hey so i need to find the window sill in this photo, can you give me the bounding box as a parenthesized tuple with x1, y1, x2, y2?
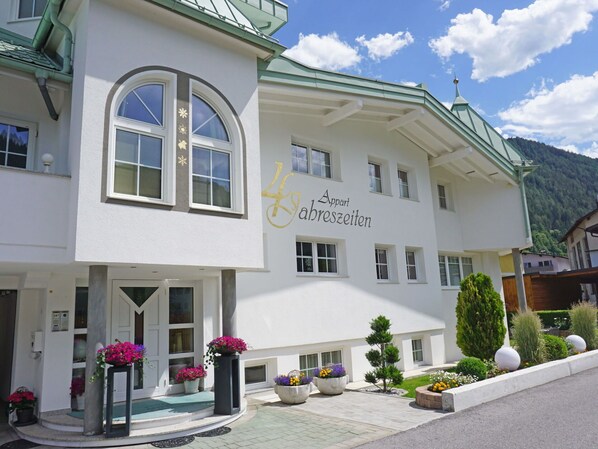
(377, 281, 399, 285)
(369, 191, 392, 197)
(107, 193, 175, 207)
(399, 196, 419, 203)
(8, 17, 42, 23)
(291, 171, 341, 182)
(189, 204, 244, 216)
(0, 165, 71, 178)
(407, 280, 427, 285)
(296, 274, 348, 279)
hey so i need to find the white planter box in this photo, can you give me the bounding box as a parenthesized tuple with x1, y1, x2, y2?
(274, 383, 312, 404)
(314, 376, 348, 395)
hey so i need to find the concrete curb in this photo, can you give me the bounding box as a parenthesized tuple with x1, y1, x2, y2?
(442, 350, 598, 412)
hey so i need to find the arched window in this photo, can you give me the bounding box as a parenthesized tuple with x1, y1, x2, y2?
(109, 72, 175, 203)
(190, 89, 242, 212)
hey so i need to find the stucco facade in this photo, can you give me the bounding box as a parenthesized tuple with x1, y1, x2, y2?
(0, 0, 532, 417)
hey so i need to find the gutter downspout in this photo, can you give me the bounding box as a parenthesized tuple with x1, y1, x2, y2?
(36, 70, 59, 121)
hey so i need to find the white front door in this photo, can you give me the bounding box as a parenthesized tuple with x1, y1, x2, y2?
(111, 281, 169, 400)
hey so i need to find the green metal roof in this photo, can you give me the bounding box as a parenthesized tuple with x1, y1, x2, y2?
(0, 27, 71, 82)
(451, 99, 524, 165)
(258, 56, 532, 181)
(146, 0, 285, 57)
(228, 0, 288, 35)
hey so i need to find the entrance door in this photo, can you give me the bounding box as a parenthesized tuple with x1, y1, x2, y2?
(0, 291, 17, 412)
(111, 281, 169, 400)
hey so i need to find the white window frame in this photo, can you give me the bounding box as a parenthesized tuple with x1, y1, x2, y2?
(0, 115, 37, 171)
(375, 247, 389, 281)
(397, 166, 417, 200)
(375, 245, 397, 283)
(244, 363, 268, 388)
(438, 254, 474, 287)
(368, 161, 382, 193)
(189, 80, 244, 214)
(296, 239, 345, 277)
(291, 143, 332, 179)
(411, 338, 424, 364)
(405, 247, 425, 283)
(437, 184, 448, 209)
(107, 71, 176, 205)
(12, 0, 48, 20)
(299, 349, 342, 377)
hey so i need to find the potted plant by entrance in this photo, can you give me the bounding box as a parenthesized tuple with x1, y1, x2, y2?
(8, 387, 37, 426)
(313, 365, 348, 395)
(206, 336, 247, 415)
(90, 340, 146, 382)
(176, 366, 207, 394)
(273, 371, 312, 404)
(70, 377, 85, 410)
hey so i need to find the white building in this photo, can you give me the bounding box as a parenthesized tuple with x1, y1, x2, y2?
(561, 205, 598, 302)
(0, 0, 532, 429)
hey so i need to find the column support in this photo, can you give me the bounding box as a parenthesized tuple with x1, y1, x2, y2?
(84, 265, 108, 435)
(512, 248, 528, 312)
(221, 270, 237, 337)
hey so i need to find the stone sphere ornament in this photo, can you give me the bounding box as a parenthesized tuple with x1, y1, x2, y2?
(566, 335, 586, 353)
(495, 346, 521, 371)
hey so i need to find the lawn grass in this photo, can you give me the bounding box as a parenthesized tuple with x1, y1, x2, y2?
(397, 374, 431, 398)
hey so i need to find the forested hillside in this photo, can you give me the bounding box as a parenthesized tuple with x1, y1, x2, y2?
(508, 137, 598, 256)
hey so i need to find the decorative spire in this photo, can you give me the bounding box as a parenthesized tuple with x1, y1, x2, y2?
(452, 73, 468, 106)
(453, 74, 461, 98)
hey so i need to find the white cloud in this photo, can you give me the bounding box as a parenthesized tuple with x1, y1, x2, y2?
(429, 0, 598, 81)
(401, 80, 419, 87)
(283, 33, 361, 71)
(437, 0, 451, 11)
(356, 32, 414, 61)
(499, 71, 598, 147)
(561, 142, 598, 159)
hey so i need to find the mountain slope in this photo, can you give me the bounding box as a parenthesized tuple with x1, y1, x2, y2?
(508, 137, 598, 256)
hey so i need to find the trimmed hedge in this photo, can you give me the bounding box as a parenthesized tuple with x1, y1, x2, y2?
(456, 357, 487, 380)
(542, 334, 568, 361)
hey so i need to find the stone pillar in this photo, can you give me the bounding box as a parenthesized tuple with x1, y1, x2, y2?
(512, 248, 528, 312)
(84, 265, 108, 435)
(221, 270, 237, 337)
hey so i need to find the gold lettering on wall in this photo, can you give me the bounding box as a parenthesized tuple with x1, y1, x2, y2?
(262, 162, 301, 229)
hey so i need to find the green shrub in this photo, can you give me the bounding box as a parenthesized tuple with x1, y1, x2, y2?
(512, 311, 545, 364)
(456, 357, 487, 380)
(535, 310, 571, 330)
(456, 273, 506, 360)
(570, 301, 597, 350)
(542, 334, 568, 361)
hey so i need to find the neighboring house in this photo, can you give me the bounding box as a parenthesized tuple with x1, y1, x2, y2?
(522, 253, 570, 274)
(561, 204, 598, 303)
(0, 0, 533, 428)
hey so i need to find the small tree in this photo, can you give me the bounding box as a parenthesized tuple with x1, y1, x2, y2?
(456, 273, 506, 360)
(364, 315, 403, 392)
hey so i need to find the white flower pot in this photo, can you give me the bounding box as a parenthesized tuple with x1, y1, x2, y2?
(274, 383, 311, 404)
(184, 379, 200, 394)
(314, 375, 348, 395)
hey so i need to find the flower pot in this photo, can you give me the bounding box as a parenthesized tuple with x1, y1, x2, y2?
(314, 375, 348, 395)
(15, 407, 35, 425)
(184, 379, 200, 394)
(274, 383, 311, 404)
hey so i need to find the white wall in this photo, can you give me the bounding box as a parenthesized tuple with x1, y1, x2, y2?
(68, 0, 264, 269)
(238, 111, 446, 355)
(0, 169, 70, 264)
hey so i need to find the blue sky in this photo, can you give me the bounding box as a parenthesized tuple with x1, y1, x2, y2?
(273, 0, 598, 158)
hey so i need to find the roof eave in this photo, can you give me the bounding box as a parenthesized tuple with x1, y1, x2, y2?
(0, 56, 72, 83)
(146, 0, 285, 59)
(259, 56, 521, 181)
